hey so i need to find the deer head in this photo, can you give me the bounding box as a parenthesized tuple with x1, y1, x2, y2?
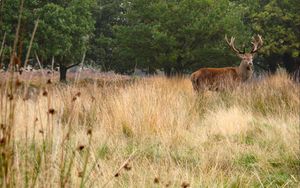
(225, 35, 263, 71)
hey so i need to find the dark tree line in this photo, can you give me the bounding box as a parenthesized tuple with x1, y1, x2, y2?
(0, 0, 299, 81)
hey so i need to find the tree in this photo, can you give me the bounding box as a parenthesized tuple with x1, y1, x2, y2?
(0, 0, 95, 81)
(87, 0, 125, 71)
(0, 0, 48, 68)
(36, 0, 95, 81)
(246, 0, 300, 73)
(114, 0, 250, 75)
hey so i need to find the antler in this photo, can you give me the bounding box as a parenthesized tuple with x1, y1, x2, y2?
(250, 34, 263, 54)
(225, 35, 244, 54)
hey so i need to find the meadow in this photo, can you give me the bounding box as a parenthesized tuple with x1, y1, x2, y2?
(0, 71, 299, 187)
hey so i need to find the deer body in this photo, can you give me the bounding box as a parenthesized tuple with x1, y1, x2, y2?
(191, 35, 263, 91)
(191, 62, 252, 91)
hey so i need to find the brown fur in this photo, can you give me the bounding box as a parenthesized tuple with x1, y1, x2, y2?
(191, 67, 241, 91)
(190, 53, 256, 92)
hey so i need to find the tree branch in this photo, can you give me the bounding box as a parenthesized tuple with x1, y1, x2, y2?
(66, 62, 81, 69)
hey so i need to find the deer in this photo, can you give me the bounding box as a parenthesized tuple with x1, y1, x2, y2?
(191, 35, 263, 92)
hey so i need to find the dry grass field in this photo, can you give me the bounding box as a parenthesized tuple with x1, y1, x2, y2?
(0, 71, 299, 187)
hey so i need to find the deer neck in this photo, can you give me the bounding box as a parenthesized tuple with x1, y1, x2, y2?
(237, 62, 253, 81)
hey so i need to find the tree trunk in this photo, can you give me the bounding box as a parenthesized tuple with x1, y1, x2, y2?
(147, 66, 156, 75)
(59, 64, 67, 82)
(174, 55, 184, 76)
(164, 66, 172, 77)
(266, 55, 280, 74)
(174, 68, 184, 77)
(283, 53, 298, 74)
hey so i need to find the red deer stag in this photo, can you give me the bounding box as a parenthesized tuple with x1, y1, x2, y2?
(191, 35, 263, 91)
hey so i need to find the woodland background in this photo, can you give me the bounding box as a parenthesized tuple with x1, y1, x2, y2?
(0, 0, 299, 80)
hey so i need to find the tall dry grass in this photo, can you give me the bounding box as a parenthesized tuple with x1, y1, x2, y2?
(0, 72, 299, 187)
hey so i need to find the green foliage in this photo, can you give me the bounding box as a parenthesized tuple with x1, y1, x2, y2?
(114, 0, 249, 74)
(250, 0, 300, 56)
(0, 0, 36, 62)
(1, 0, 299, 73)
(36, 0, 95, 65)
(232, 0, 300, 72)
(0, 0, 95, 67)
(236, 153, 257, 169)
(97, 144, 110, 159)
(87, 0, 124, 70)
(263, 171, 292, 187)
